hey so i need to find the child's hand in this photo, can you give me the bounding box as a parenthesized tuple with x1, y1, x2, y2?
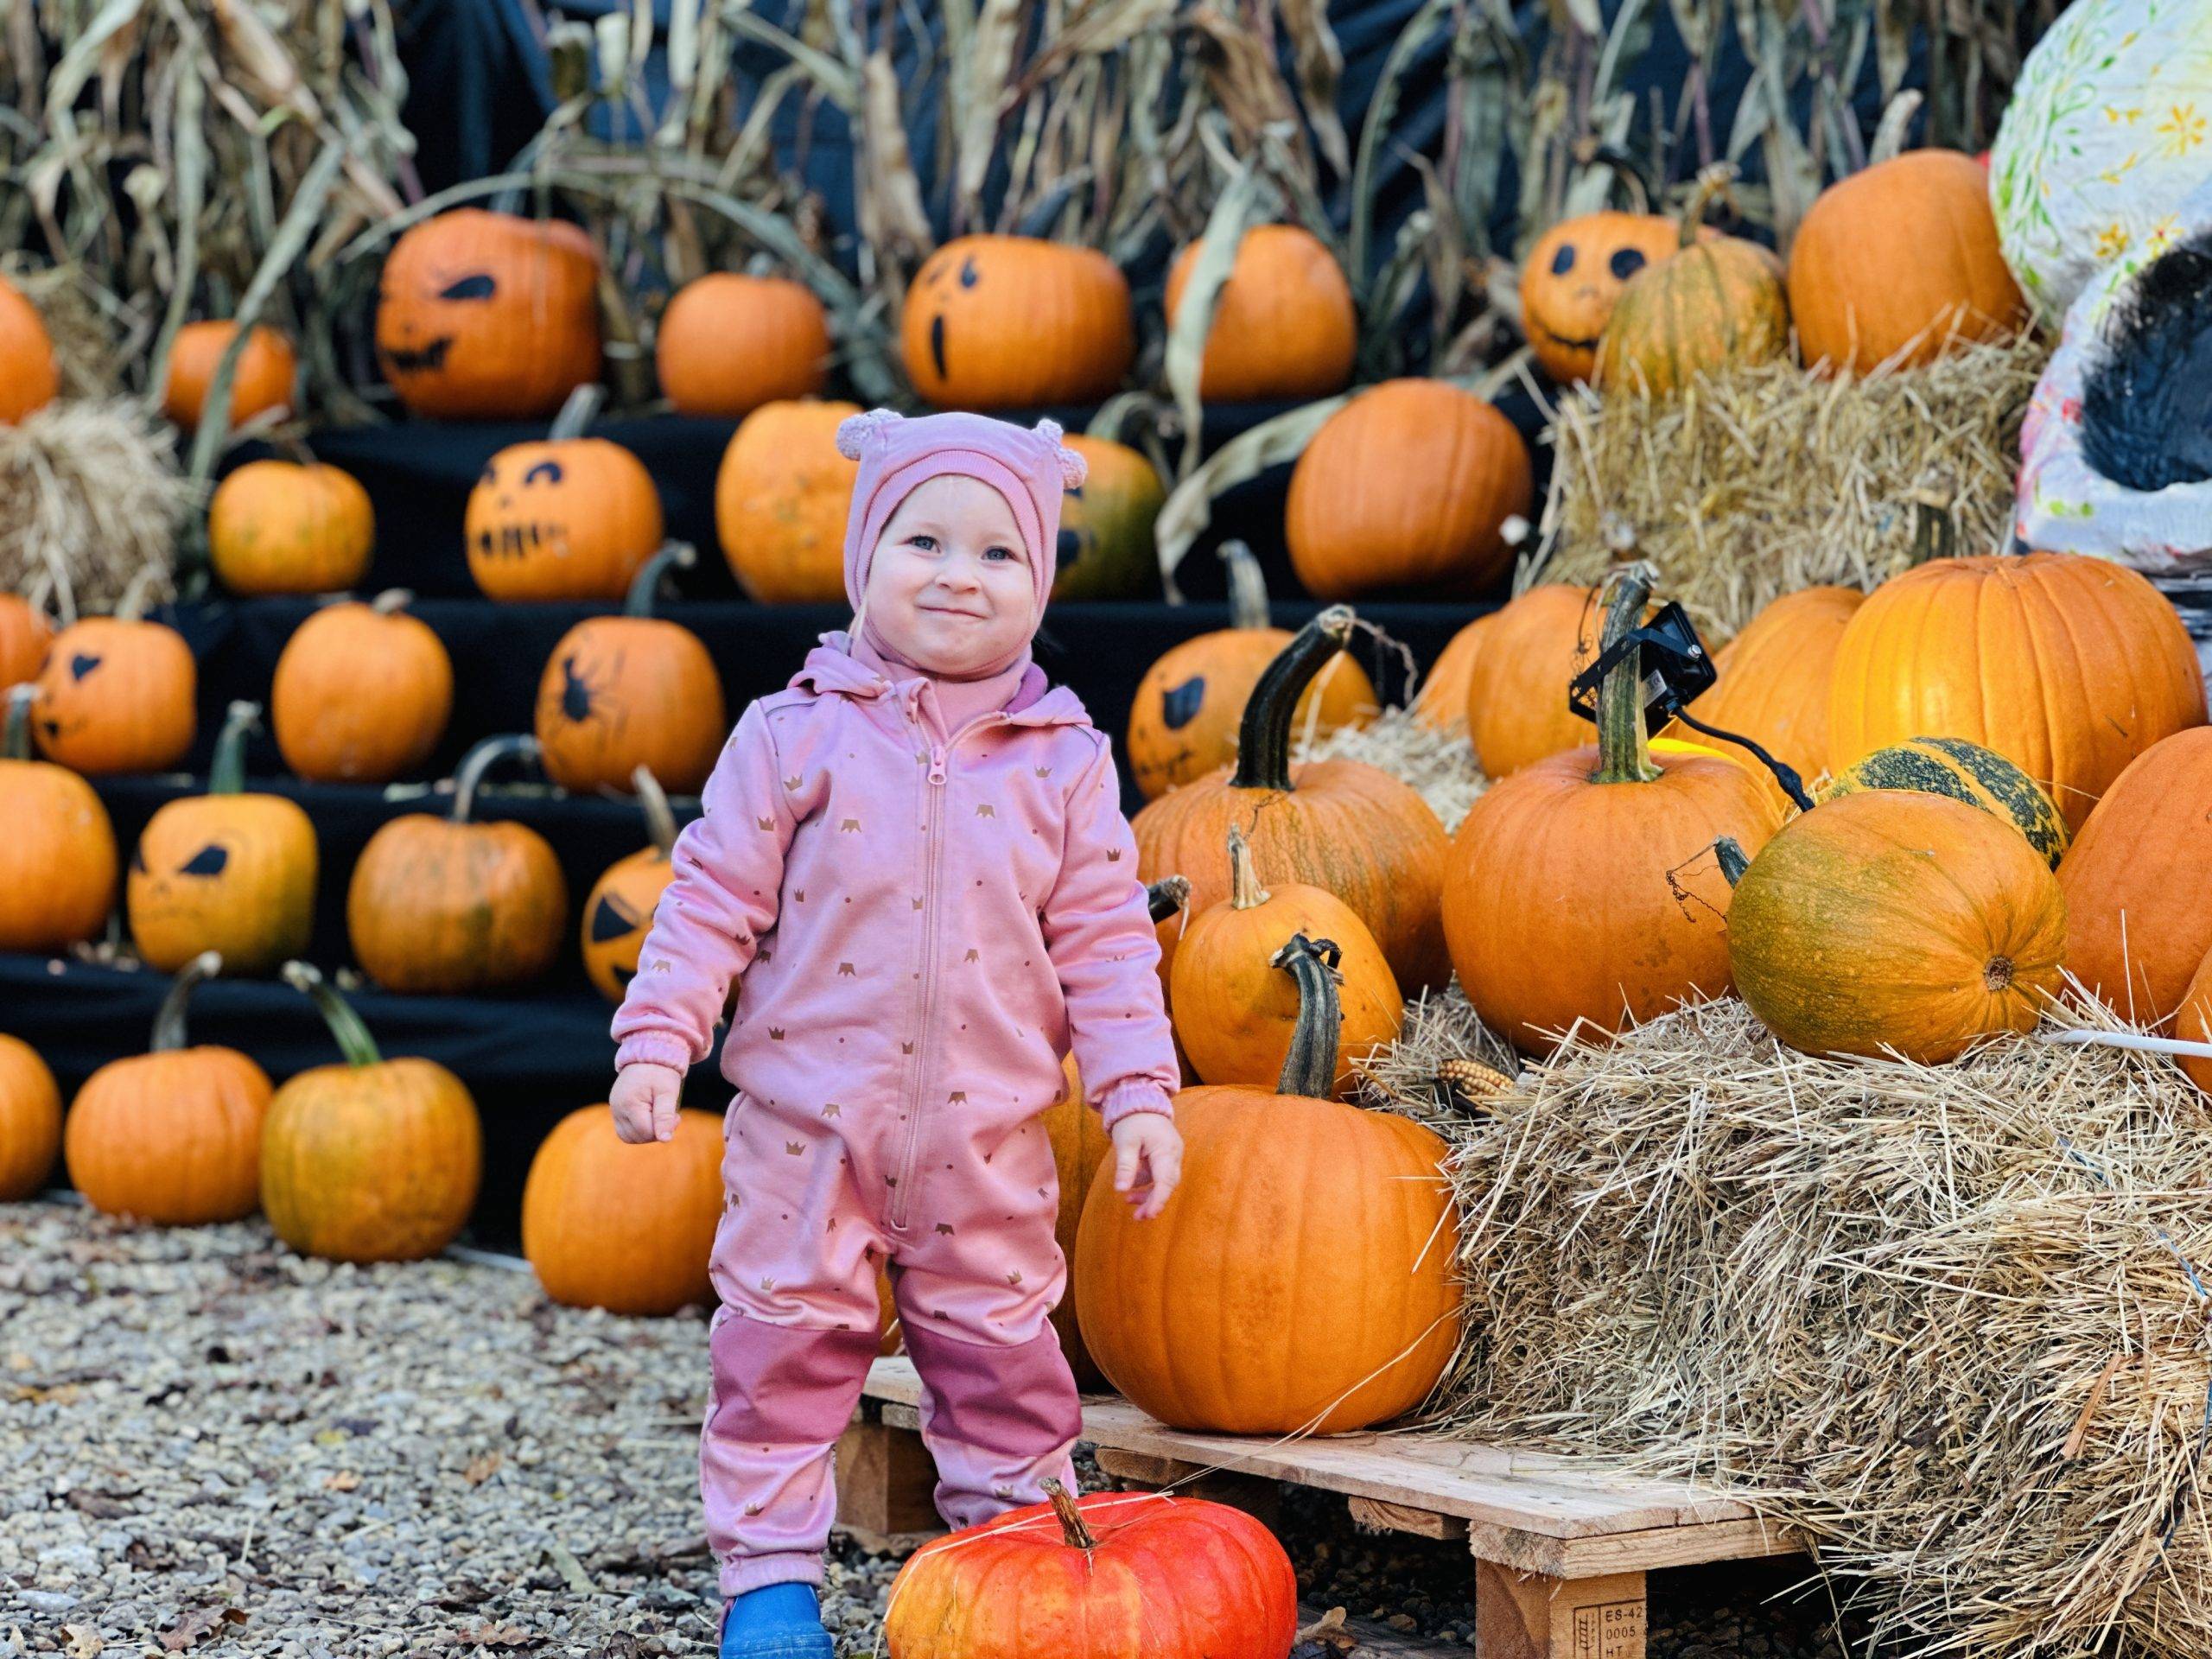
(1109, 1115, 1183, 1220)
(611, 1062, 684, 1143)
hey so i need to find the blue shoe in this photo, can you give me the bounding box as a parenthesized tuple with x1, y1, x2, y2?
(718, 1582, 833, 1659)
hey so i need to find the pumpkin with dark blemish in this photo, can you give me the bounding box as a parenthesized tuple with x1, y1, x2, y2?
(523, 1103, 723, 1314)
(899, 236, 1134, 410)
(715, 398, 864, 602)
(1519, 212, 1684, 385)
(1822, 734, 2069, 870)
(1049, 435, 1162, 601)
(466, 436, 664, 602)
(31, 594, 196, 775)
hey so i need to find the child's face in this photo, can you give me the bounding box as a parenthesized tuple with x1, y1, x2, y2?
(863, 474, 1037, 676)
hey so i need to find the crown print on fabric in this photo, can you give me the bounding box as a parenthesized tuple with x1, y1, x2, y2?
(840, 818, 861, 832)
(976, 803, 995, 817)
(755, 815, 775, 831)
(836, 962, 855, 976)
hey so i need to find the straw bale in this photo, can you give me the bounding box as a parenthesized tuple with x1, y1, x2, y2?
(0, 400, 191, 616)
(1298, 705, 1487, 833)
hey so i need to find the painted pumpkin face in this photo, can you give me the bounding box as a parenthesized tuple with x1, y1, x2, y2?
(465, 437, 664, 602)
(582, 845, 673, 1001)
(534, 616, 725, 796)
(32, 618, 196, 775)
(899, 235, 1135, 410)
(1520, 212, 1683, 385)
(128, 803, 317, 976)
(1051, 435, 1164, 601)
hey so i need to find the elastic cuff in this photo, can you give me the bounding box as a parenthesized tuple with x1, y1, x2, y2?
(614, 1033, 695, 1072)
(720, 1552, 825, 1598)
(1098, 1080, 1175, 1134)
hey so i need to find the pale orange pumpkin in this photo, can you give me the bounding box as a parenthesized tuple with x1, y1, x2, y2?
(657, 273, 829, 417)
(272, 592, 453, 784)
(900, 237, 1134, 410)
(523, 1104, 724, 1315)
(162, 321, 296, 432)
(207, 461, 374, 595)
(0, 1033, 61, 1200)
(1464, 583, 1606, 777)
(1163, 224, 1357, 402)
(1411, 614, 1495, 732)
(715, 398, 864, 602)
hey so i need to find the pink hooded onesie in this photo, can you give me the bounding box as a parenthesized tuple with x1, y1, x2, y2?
(610, 409, 1179, 1599)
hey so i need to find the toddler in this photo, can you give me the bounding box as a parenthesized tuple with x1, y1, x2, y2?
(607, 409, 1182, 1658)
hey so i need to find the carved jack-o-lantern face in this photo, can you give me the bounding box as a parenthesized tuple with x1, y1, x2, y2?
(31, 618, 196, 776)
(1519, 212, 1685, 385)
(899, 235, 1135, 411)
(582, 845, 676, 1001)
(1049, 435, 1165, 602)
(464, 437, 664, 603)
(127, 799, 317, 976)
(531, 613, 725, 796)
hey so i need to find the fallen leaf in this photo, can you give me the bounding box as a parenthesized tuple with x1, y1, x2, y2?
(61, 1625, 101, 1659)
(435, 1624, 537, 1649)
(1293, 1606, 1357, 1653)
(158, 1608, 246, 1654)
(462, 1451, 502, 1486)
(65, 1490, 131, 1518)
(322, 1470, 360, 1492)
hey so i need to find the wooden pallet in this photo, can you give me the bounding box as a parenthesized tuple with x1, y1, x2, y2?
(838, 1358, 1805, 1659)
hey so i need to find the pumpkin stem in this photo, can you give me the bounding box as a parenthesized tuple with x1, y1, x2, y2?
(624, 542, 696, 618)
(1226, 823, 1268, 911)
(1714, 836, 1749, 887)
(632, 766, 677, 855)
(1039, 1478, 1097, 1552)
(1145, 875, 1190, 926)
(1590, 563, 1661, 786)
(1678, 162, 1739, 248)
(548, 382, 605, 442)
(116, 564, 164, 623)
(207, 700, 261, 796)
(452, 734, 542, 823)
(3, 683, 31, 761)
(149, 950, 223, 1052)
(283, 960, 384, 1069)
(370, 588, 416, 615)
(1230, 606, 1357, 793)
(1221, 539, 1269, 632)
(1272, 932, 1343, 1100)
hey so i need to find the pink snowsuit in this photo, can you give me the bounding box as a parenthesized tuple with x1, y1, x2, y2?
(610, 411, 1178, 1599)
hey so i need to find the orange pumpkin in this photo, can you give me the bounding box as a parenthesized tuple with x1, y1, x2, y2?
(0, 1034, 61, 1200)
(272, 591, 453, 784)
(467, 432, 664, 603)
(536, 543, 724, 796)
(346, 734, 569, 994)
(656, 273, 829, 417)
(2173, 949, 2212, 1098)
(207, 461, 374, 596)
(1125, 542, 1376, 799)
(1595, 170, 1790, 396)
(1724, 790, 2066, 1063)
(1041, 1053, 1109, 1388)
(161, 321, 296, 432)
(66, 951, 271, 1224)
(1076, 936, 1459, 1433)
(1134, 607, 1450, 991)
(0, 594, 53, 688)
(1051, 435, 1163, 601)
(375, 209, 602, 420)
(1445, 566, 1782, 1054)
(264, 962, 481, 1262)
(582, 766, 681, 1001)
(32, 588, 196, 775)
(1827, 552, 2206, 832)
(1464, 582, 1606, 777)
(1411, 613, 1495, 732)
(522, 1103, 724, 1315)
(1520, 211, 1684, 384)
(1788, 150, 2027, 375)
(0, 683, 116, 951)
(0, 278, 59, 423)
(1286, 379, 1532, 600)
(1163, 224, 1357, 402)
(715, 398, 864, 602)
(1683, 586, 1864, 785)
(900, 236, 1134, 410)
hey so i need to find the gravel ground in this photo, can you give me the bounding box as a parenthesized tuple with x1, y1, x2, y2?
(2, 1199, 1861, 1657)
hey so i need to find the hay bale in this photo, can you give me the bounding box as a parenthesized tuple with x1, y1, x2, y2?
(0, 400, 191, 616)
(1298, 706, 1487, 833)
(1427, 997, 2212, 1657)
(1529, 335, 2050, 642)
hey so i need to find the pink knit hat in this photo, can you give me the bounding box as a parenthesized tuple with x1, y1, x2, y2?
(835, 409, 1087, 616)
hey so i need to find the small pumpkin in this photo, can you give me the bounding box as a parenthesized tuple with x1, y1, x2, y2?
(66, 951, 271, 1224)
(1722, 790, 2066, 1063)
(884, 1481, 1299, 1659)
(346, 734, 569, 994)
(2172, 948, 2212, 1099)
(715, 398, 865, 602)
(207, 460, 374, 596)
(1595, 168, 1791, 397)
(1822, 735, 2069, 869)
(1520, 210, 1684, 385)
(0, 1034, 61, 1200)
(467, 396, 664, 603)
(161, 321, 296, 432)
(900, 236, 1135, 410)
(582, 766, 682, 1001)
(0, 594, 53, 688)
(1050, 435, 1163, 601)
(522, 1103, 723, 1315)
(264, 961, 481, 1262)
(1135, 605, 1450, 991)
(1171, 825, 1402, 1096)
(1682, 586, 1864, 785)
(1076, 935, 1460, 1433)
(1126, 542, 1376, 799)
(32, 575, 196, 775)
(1286, 379, 1532, 601)
(1444, 565, 1783, 1054)
(536, 543, 725, 796)
(272, 591, 453, 784)
(375, 208, 602, 420)
(1411, 613, 1495, 732)
(0, 278, 58, 423)
(0, 683, 117, 952)
(656, 273, 830, 418)
(1043, 1054, 1109, 1388)
(1787, 150, 2027, 375)
(1464, 582, 1607, 778)
(129, 701, 317, 976)
(1162, 224, 1357, 402)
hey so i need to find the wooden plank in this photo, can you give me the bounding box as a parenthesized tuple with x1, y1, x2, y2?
(833, 1419, 938, 1540)
(1466, 1515, 1808, 1580)
(1095, 1446, 1281, 1529)
(1474, 1561, 1645, 1659)
(1349, 1495, 1467, 1541)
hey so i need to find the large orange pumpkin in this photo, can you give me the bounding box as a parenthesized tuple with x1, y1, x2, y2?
(1286, 379, 1532, 601)
(1163, 224, 1357, 402)
(128, 700, 316, 976)
(32, 593, 196, 775)
(1595, 170, 1791, 397)
(346, 734, 569, 994)
(264, 962, 481, 1262)
(1411, 613, 1495, 732)
(522, 1103, 723, 1315)
(1445, 566, 1782, 1054)
(1827, 552, 2206, 832)
(467, 429, 664, 603)
(0, 1034, 61, 1200)
(1051, 435, 1163, 601)
(582, 766, 681, 1001)
(161, 321, 296, 432)
(1464, 582, 1606, 777)
(900, 237, 1134, 410)
(1724, 790, 2066, 1063)
(1787, 150, 2027, 375)
(272, 591, 453, 784)
(207, 461, 374, 596)
(0, 594, 52, 687)
(66, 951, 271, 1224)
(655, 273, 829, 418)
(715, 398, 864, 602)
(1077, 936, 1459, 1432)
(1520, 210, 1683, 384)
(375, 209, 602, 420)
(0, 683, 117, 952)
(0, 278, 59, 423)
(1684, 585, 1864, 785)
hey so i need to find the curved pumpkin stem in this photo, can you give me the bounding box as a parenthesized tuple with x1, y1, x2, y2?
(632, 766, 677, 855)
(1225, 823, 1268, 911)
(207, 701, 261, 797)
(3, 683, 32, 761)
(150, 950, 223, 1052)
(1590, 564, 1661, 787)
(1230, 605, 1357, 793)
(1678, 162, 1740, 248)
(1039, 1478, 1098, 1552)
(370, 588, 416, 616)
(624, 542, 696, 618)
(1220, 539, 1270, 632)
(1145, 875, 1190, 926)
(282, 960, 384, 1069)
(548, 382, 604, 442)
(1271, 932, 1343, 1100)
(1714, 836, 1750, 887)
(452, 734, 542, 823)
(1579, 142, 1656, 215)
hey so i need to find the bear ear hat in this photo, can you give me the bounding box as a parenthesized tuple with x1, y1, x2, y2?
(1032, 417, 1087, 489)
(835, 407, 904, 461)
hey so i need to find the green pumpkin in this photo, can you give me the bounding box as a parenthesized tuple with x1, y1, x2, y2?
(1051, 435, 1164, 601)
(1821, 734, 2070, 869)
